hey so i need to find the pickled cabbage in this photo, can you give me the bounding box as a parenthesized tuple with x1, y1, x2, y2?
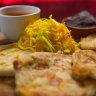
(18, 16, 79, 53)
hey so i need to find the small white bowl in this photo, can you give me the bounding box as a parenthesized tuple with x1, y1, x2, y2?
(0, 5, 40, 41)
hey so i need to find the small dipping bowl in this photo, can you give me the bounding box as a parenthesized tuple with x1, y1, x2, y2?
(0, 5, 40, 41)
(62, 17, 96, 39)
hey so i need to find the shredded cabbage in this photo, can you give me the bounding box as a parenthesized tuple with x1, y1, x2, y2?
(18, 16, 79, 53)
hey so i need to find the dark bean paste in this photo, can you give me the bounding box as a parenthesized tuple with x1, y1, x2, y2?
(65, 11, 96, 28)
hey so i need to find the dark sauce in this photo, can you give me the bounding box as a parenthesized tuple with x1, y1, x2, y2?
(65, 11, 96, 28)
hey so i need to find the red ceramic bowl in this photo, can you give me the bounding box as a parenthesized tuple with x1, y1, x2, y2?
(62, 17, 96, 39)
